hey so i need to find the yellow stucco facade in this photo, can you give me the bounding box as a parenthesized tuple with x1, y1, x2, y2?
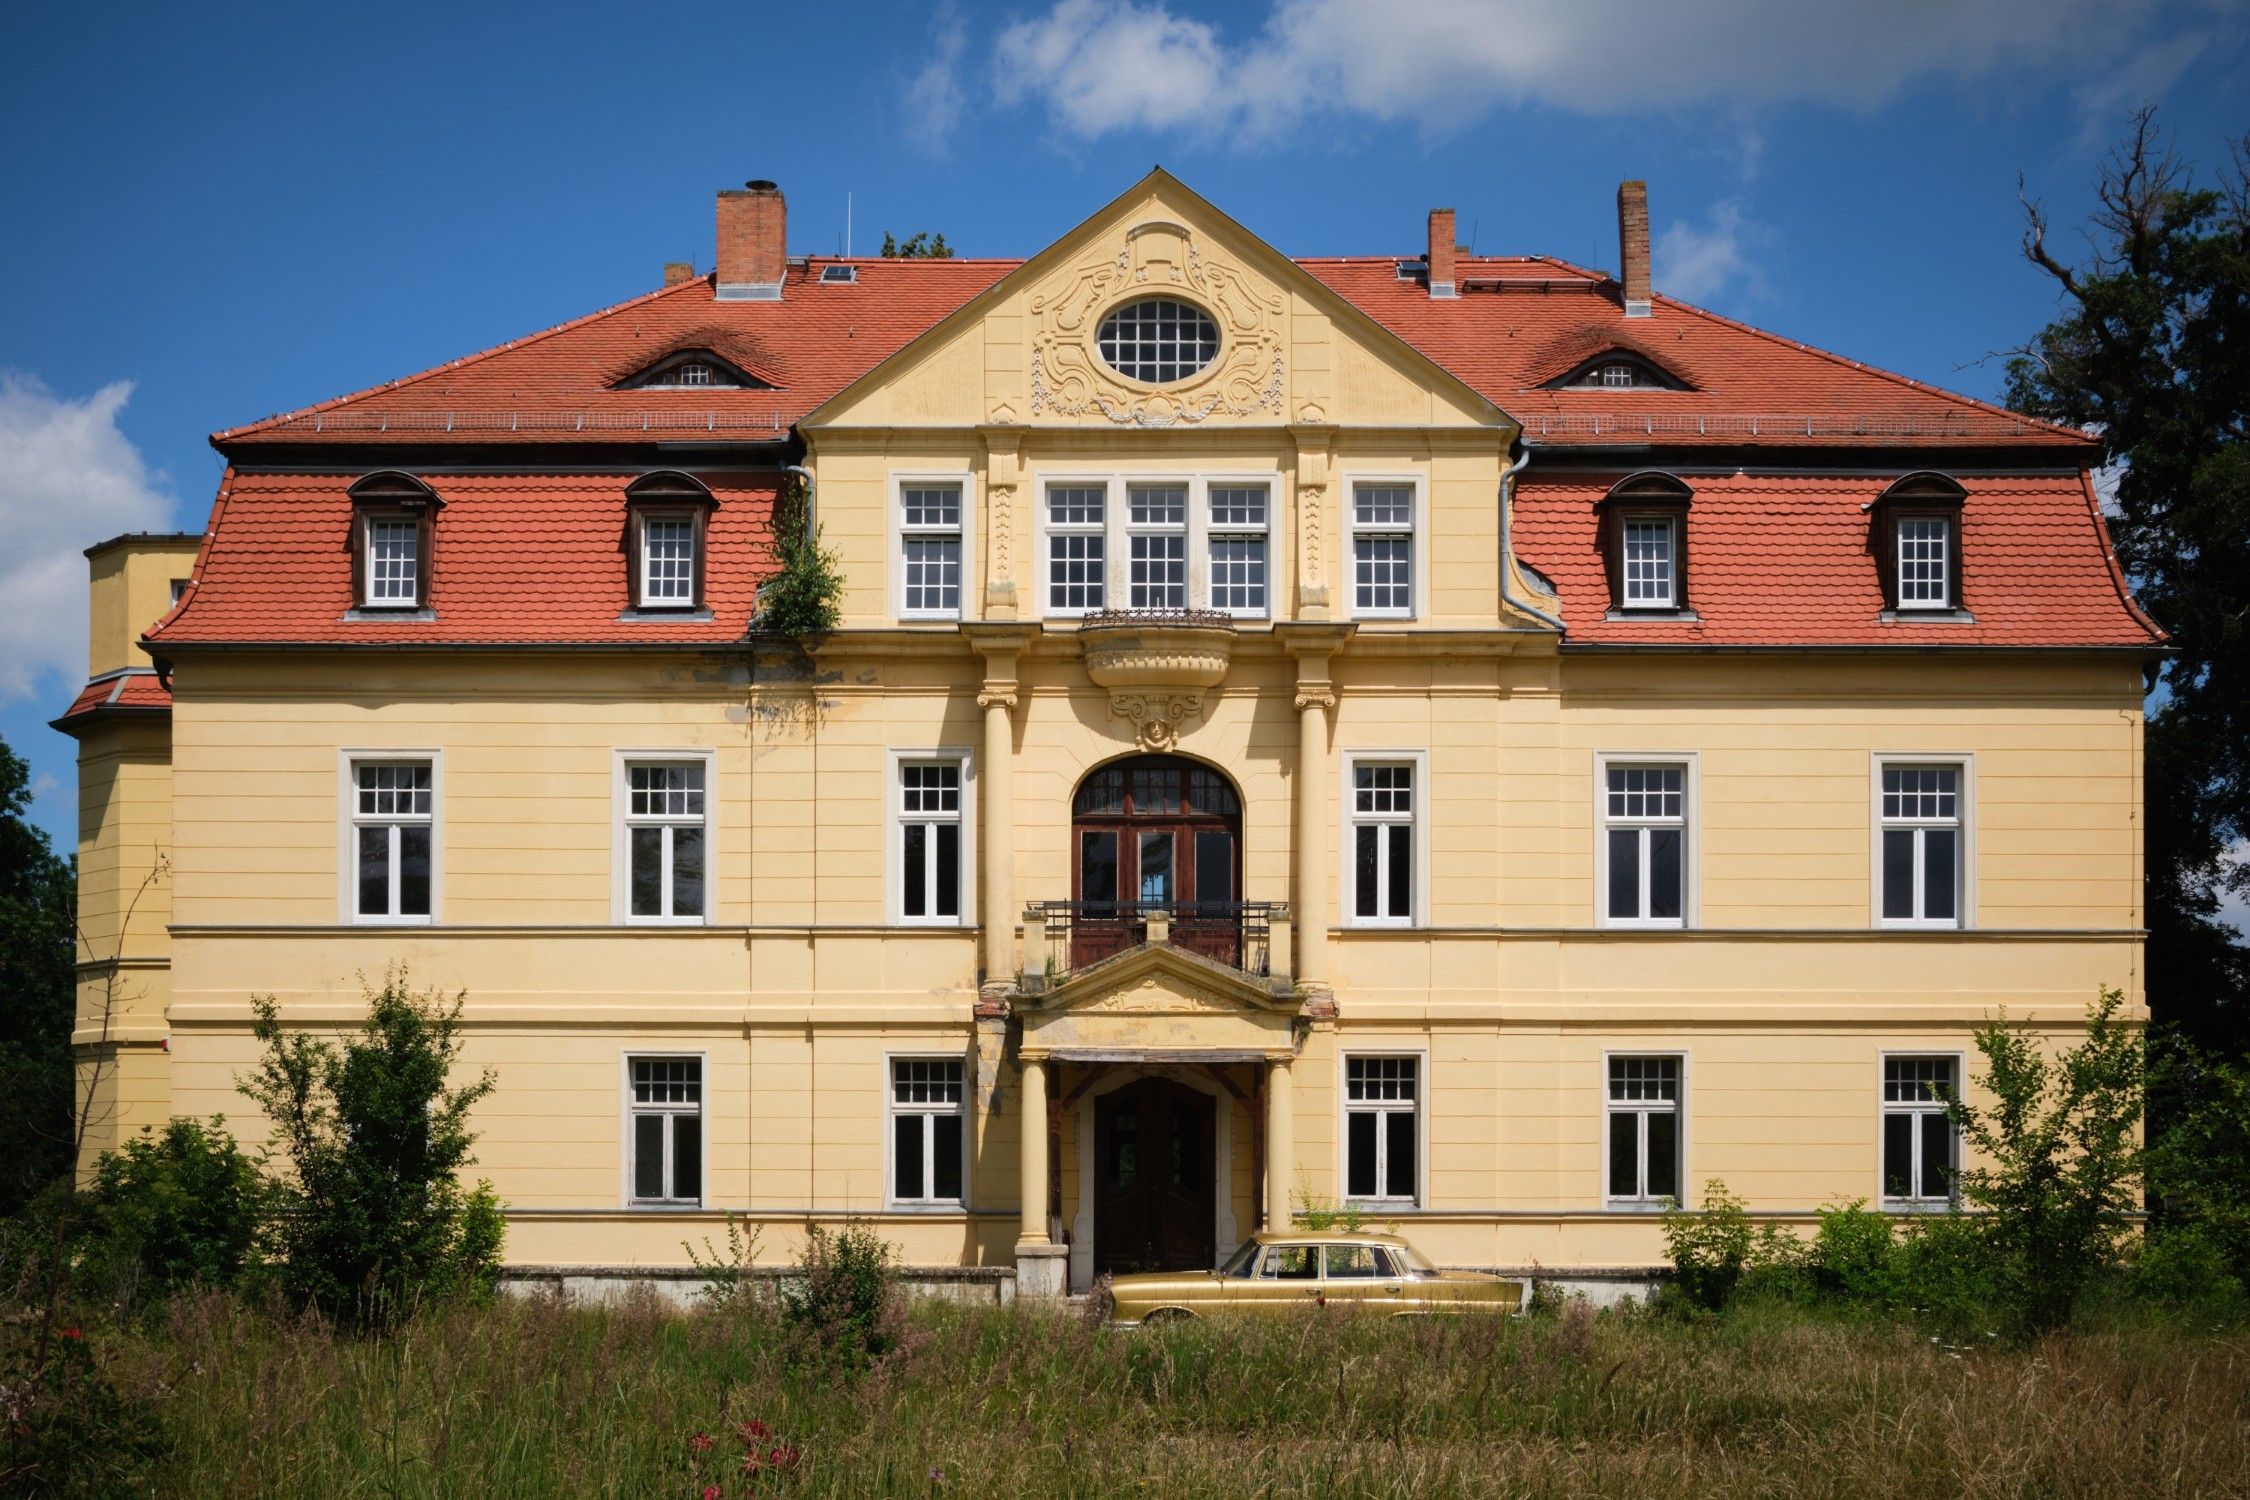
(66, 175, 2146, 1290)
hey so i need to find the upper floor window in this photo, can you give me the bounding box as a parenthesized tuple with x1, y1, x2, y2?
(1547, 352, 1688, 391)
(1347, 756, 1420, 925)
(1046, 484, 1108, 614)
(1206, 484, 1269, 616)
(1895, 516, 1952, 609)
(1873, 472, 1966, 614)
(348, 471, 439, 611)
(350, 758, 434, 923)
(898, 481, 964, 619)
(1878, 760, 1966, 928)
(1127, 483, 1188, 610)
(1350, 482, 1416, 618)
(1599, 472, 1692, 613)
(1097, 298, 1219, 384)
(625, 472, 714, 612)
(1621, 516, 1677, 607)
(1040, 476, 1278, 618)
(616, 349, 765, 390)
(897, 756, 967, 924)
(623, 759, 708, 923)
(639, 515, 697, 606)
(1600, 760, 1689, 927)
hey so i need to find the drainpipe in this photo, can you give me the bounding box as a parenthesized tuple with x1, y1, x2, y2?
(1499, 440, 1567, 633)
(782, 463, 816, 541)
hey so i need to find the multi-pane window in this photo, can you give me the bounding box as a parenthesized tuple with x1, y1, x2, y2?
(1046, 485, 1107, 613)
(1096, 298, 1220, 384)
(639, 515, 697, 607)
(1879, 764, 1963, 926)
(900, 483, 963, 617)
(1344, 1057, 1418, 1203)
(626, 761, 706, 922)
(1349, 761, 1416, 923)
(1351, 484, 1415, 616)
(1621, 517, 1677, 607)
(1206, 484, 1268, 615)
(898, 760, 963, 922)
(365, 517, 420, 606)
(891, 1059, 965, 1205)
(352, 761, 432, 921)
(1882, 1057, 1957, 1205)
(1895, 517, 1952, 609)
(1126, 484, 1188, 610)
(627, 1056, 702, 1205)
(1607, 1057, 1682, 1204)
(1603, 764, 1686, 926)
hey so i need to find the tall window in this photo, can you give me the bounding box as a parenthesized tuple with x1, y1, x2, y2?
(1882, 1057, 1957, 1206)
(898, 760, 963, 923)
(1349, 760, 1416, 924)
(1620, 517, 1677, 608)
(627, 1056, 702, 1206)
(1895, 516, 1952, 609)
(1602, 763, 1686, 926)
(1351, 483, 1415, 617)
(351, 760, 432, 922)
(365, 517, 421, 607)
(639, 514, 697, 607)
(1879, 763, 1963, 927)
(626, 761, 706, 922)
(890, 1058, 965, 1205)
(900, 483, 963, 618)
(1344, 1056, 1419, 1204)
(1126, 483, 1188, 610)
(1607, 1056, 1681, 1204)
(1046, 484, 1107, 613)
(1207, 484, 1269, 616)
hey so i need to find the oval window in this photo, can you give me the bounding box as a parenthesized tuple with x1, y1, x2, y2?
(1097, 298, 1219, 384)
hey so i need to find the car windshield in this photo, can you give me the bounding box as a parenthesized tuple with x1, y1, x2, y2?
(1218, 1240, 1262, 1278)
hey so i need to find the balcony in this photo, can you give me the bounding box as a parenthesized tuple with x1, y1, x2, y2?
(1019, 900, 1291, 993)
(1076, 608, 1237, 751)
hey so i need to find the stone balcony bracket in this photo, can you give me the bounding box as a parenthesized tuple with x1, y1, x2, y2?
(1075, 608, 1237, 751)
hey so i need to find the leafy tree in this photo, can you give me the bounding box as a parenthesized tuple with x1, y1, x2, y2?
(756, 474, 844, 636)
(0, 734, 76, 1212)
(239, 970, 502, 1327)
(2143, 1035, 2250, 1287)
(879, 230, 952, 259)
(2006, 113, 2250, 1050)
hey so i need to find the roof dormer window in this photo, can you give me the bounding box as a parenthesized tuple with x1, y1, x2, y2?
(1871, 472, 1968, 616)
(1546, 352, 1689, 392)
(617, 349, 768, 391)
(625, 471, 717, 612)
(347, 471, 440, 612)
(1597, 472, 1693, 615)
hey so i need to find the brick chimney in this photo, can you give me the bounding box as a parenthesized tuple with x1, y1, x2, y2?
(716, 180, 786, 302)
(662, 261, 695, 288)
(1427, 207, 1457, 299)
(1617, 180, 1652, 317)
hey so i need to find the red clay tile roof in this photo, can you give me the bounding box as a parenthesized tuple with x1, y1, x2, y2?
(1512, 469, 2159, 647)
(51, 669, 173, 734)
(147, 468, 777, 645)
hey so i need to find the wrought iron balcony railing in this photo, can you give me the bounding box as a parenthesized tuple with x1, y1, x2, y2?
(1019, 899, 1291, 992)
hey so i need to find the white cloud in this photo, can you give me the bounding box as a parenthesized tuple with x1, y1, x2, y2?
(903, 5, 971, 154)
(1655, 200, 1764, 305)
(989, 0, 2173, 140)
(0, 373, 175, 701)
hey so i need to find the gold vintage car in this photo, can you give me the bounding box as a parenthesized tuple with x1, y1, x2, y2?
(1106, 1230, 1525, 1325)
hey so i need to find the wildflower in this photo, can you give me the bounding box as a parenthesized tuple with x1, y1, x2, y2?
(689, 1432, 716, 1455)
(741, 1450, 766, 1476)
(739, 1418, 771, 1443)
(930, 1466, 947, 1486)
(59, 1328, 82, 1342)
(769, 1444, 802, 1471)
(703, 1489, 722, 1500)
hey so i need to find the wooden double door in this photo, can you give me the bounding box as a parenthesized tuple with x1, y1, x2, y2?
(1071, 756, 1242, 968)
(1093, 1077, 1218, 1277)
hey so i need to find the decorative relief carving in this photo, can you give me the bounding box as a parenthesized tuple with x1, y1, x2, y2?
(977, 686, 1020, 711)
(1108, 692, 1203, 751)
(1028, 220, 1286, 428)
(1292, 687, 1337, 713)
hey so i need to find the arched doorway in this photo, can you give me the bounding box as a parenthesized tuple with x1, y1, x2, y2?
(1070, 755, 1242, 968)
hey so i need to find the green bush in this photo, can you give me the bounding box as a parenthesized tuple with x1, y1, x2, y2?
(238, 969, 503, 1328)
(1807, 1201, 1901, 1307)
(780, 1221, 898, 1369)
(2147, 1038, 2250, 1288)
(756, 477, 844, 636)
(85, 1116, 269, 1301)
(1661, 1181, 1754, 1312)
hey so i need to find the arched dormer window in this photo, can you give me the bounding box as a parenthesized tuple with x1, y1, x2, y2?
(347, 471, 441, 611)
(1596, 471, 1693, 613)
(1546, 352, 1689, 392)
(616, 349, 770, 391)
(625, 471, 717, 611)
(1870, 471, 1967, 614)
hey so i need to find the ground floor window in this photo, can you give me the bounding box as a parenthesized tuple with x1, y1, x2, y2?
(627, 1056, 702, 1205)
(891, 1058, 966, 1206)
(1607, 1056, 1682, 1205)
(1882, 1056, 1957, 1206)
(1343, 1055, 1419, 1204)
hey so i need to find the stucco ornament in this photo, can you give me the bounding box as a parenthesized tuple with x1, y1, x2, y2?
(1078, 609, 1236, 749)
(1107, 692, 1202, 751)
(1029, 219, 1285, 428)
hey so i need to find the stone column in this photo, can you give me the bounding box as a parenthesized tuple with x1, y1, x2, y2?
(1276, 623, 1351, 993)
(979, 686, 1016, 987)
(1015, 1054, 1068, 1297)
(1265, 1056, 1294, 1232)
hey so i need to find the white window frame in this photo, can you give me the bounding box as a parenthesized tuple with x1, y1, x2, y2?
(1618, 512, 1679, 609)
(362, 513, 421, 608)
(1602, 1051, 1688, 1209)
(337, 749, 441, 925)
(1342, 473, 1425, 622)
(635, 510, 699, 609)
(1871, 754, 1975, 930)
(612, 749, 717, 926)
(885, 1052, 971, 1210)
(1894, 513, 1954, 610)
(886, 747, 976, 927)
(891, 471, 974, 622)
(1204, 480, 1272, 619)
(1879, 1050, 1963, 1210)
(620, 1051, 707, 1208)
(1593, 752, 1698, 929)
(1123, 480, 1191, 611)
(1035, 471, 1286, 621)
(1338, 1050, 1427, 1208)
(1340, 749, 1429, 929)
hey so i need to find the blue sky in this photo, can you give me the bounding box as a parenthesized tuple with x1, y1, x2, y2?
(2, 0, 2245, 858)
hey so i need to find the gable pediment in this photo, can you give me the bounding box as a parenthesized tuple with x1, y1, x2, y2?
(1018, 941, 1301, 1059)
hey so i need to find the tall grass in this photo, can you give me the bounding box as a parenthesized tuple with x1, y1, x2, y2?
(105, 1293, 2250, 1498)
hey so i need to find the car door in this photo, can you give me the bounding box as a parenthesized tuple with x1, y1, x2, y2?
(1323, 1243, 1405, 1310)
(1244, 1242, 1322, 1311)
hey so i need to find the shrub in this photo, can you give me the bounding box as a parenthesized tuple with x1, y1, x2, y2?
(2146, 1037, 2250, 1288)
(85, 1116, 269, 1301)
(238, 969, 503, 1328)
(0, 1320, 162, 1497)
(1808, 1201, 1900, 1307)
(780, 1221, 898, 1369)
(685, 1212, 766, 1312)
(1661, 1181, 1754, 1312)
(757, 477, 843, 636)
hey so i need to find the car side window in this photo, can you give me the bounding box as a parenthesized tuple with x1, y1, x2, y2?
(1325, 1245, 1381, 1278)
(1261, 1245, 1317, 1280)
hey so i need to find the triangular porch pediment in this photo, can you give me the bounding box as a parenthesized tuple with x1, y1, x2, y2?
(1018, 942, 1300, 1060)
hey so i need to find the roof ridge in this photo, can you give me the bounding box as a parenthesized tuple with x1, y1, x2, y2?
(212, 277, 717, 444)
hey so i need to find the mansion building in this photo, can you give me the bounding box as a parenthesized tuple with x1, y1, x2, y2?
(59, 173, 2159, 1295)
